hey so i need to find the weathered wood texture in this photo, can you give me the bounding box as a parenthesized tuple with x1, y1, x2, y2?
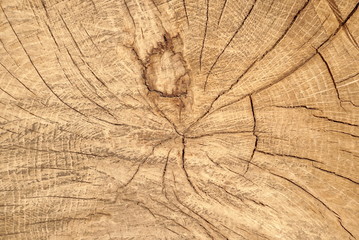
(0, 0, 358, 239)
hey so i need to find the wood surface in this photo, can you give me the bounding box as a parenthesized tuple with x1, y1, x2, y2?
(0, 0, 359, 239)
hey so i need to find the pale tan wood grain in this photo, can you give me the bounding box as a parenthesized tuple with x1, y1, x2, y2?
(0, 0, 358, 239)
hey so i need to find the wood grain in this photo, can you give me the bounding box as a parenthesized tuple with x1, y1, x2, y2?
(0, 0, 358, 239)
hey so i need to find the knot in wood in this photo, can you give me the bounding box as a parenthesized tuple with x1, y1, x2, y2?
(144, 34, 189, 97)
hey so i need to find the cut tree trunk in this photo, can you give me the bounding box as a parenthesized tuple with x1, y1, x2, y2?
(0, 0, 358, 239)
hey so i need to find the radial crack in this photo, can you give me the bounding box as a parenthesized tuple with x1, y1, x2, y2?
(162, 148, 173, 195)
(313, 115, 359, 127)
(199, 0, 209, 70)
(204, 0, 256, 90)
(217, 0, 228, 25)
(245, 95, 258, 175)
(182, 0, 189, 25)
(181, 137, 200, 195)
(313, 166, 358, 185)
(257, 150, 323, 164)
(317, 50, 343, 108)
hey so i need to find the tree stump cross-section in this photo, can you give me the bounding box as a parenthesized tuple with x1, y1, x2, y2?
(0, 0, 358, 239)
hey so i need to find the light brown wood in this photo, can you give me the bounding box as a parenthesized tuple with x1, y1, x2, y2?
(0, 0, 358, 239)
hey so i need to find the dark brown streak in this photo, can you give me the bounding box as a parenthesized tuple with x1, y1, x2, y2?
(0, 126, 18, 135)
(45, 22, 61, 51)
(297, 19, 324, 51)
(205, 153, 222, 168)
(273, 105, 320, 111)
(343, 100, 359, 108)
(245, 95, 257, 174)
(150, 0, 161, 14)
(145, 85, 187, 98)
(26, 195, 109, 202)
(204, 0, 256, 90)
(59, 13, 85, 57)
(187, 130, 253, 139)
(217, 0, 228, 25)
(182, 0, 189, 25)
(181, 137, 200, 195)
(337, 72, 359, 84)
(313, 166, 359, 185)
(122, 198, 156, 218)
(184, 91, 234, 134)
(227, 154, 258, 184)
(0, 86, 17, 100)
(343, 24, 359, 50)
(214, 181, 273, 209)
(199, 0, 209, 70)
(70, 80, 117, 120)
(40, 0, 50, 19)
(317, 51, 343, 107)
(338, 220, 356, 240)
(257, 149, 322, 164)
(206, 152, 256, 184)
(123, 0, 136, 28)
(325, 129, 359, 139)
(0, 115, 9, 121)
(165, 227, 180, 236)
(162, 148, 172, 194)
(89, 0, 97, 12)
(325, 0, 343, 22)
(220, 225, 248, 240)
(313, 115, 359, 127)
(209, 181, 246, 204)
(341, 149, 359, 159)
(14, 104, 56, 126)
(163, 218, 190, 233)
